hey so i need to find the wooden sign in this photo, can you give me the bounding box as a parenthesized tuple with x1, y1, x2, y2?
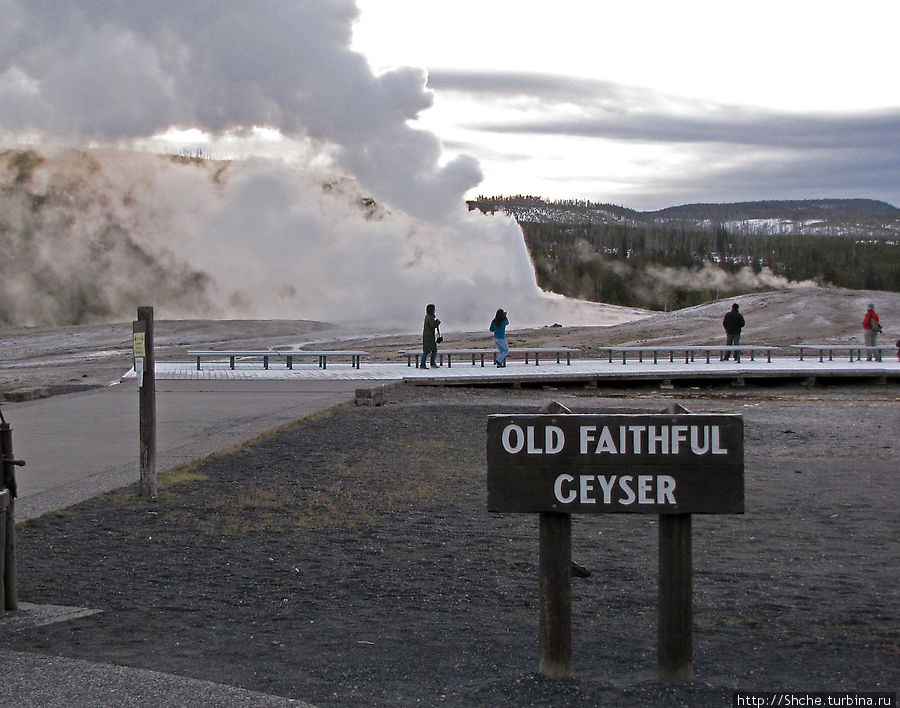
(487, 413, 743, 514)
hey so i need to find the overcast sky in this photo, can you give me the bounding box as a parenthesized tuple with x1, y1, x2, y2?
(353, 0, 900, 210)
(2, 1, 897, 213)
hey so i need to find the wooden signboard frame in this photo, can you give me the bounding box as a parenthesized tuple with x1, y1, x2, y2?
(487, 413, 744, 515)
(487, 408, 744, 681)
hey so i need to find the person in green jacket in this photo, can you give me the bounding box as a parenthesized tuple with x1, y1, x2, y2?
(421, 303, 441, 369)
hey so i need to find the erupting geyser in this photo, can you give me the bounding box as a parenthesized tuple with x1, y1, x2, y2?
(0, 1, 645, 329)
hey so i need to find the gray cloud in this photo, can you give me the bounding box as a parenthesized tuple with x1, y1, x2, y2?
(600, 144, 900, 209)
(429, 70, 644, 106)
(0, 0, 482, 219)
(474, 111, 900, 151)
(430, 70, 900, 149)
(429, 69, 900, 207)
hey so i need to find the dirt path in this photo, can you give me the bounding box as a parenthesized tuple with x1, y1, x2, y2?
(4, 384, 898, 706)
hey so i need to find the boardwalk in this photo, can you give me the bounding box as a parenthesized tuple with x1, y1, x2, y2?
(127, 355, 900, 386)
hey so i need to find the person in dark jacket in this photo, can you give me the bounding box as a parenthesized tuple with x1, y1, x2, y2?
(722, 303, 745, 362)
(421, 304, 441, 369)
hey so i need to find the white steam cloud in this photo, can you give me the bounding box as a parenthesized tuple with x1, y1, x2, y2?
(0, 0, 644, 329)
(644, 262, 817, 293)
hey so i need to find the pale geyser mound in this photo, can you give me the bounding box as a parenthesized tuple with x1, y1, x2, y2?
(0, 148, 648, 329)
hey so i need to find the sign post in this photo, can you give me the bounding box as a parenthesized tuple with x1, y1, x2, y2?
(487, 409, 744, 681)
(539, 511, 572, 678)
(658, 513, 692, 680)
(134, 307, 157, 498)
(133, 326, 146, 385)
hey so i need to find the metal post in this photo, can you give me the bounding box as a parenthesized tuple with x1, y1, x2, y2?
(137, 306, 157, 498)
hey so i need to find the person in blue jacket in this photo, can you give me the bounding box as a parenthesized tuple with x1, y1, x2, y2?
(490, 308, 509, 367)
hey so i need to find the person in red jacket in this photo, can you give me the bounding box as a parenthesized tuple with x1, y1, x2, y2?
(862, 303, 882, 362)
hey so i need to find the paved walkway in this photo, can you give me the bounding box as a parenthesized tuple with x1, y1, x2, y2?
(2, 377, 369, 707)
(7, 379, 378, 522)
(0, 645, 313, 707)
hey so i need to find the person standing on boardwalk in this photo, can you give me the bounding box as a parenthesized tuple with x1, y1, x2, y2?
(490, 308, 509, 367)
(421, 304, 441, 369)
(862, 303, 883, 362)
(722, 303, 745, 362)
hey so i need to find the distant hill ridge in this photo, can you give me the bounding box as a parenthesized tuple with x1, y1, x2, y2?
(468, 196, 900, 238)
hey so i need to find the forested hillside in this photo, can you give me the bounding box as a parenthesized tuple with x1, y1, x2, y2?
(469, 196, 900, 311)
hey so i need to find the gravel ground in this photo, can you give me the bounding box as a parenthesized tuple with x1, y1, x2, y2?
(3, 382, 898, 707)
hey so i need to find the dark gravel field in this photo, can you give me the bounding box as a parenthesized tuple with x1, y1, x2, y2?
(4, 383, 899, 707)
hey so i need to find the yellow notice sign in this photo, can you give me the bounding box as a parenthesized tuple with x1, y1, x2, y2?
(133, 332, 146, 358)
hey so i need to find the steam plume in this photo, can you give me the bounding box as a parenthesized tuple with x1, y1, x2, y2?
(0, 1, 645, 329)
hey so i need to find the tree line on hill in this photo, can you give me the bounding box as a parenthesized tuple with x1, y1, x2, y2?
(470, 195, 900, 310)
(517, 220, 900, 311)
(469, 195, 900, 236)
